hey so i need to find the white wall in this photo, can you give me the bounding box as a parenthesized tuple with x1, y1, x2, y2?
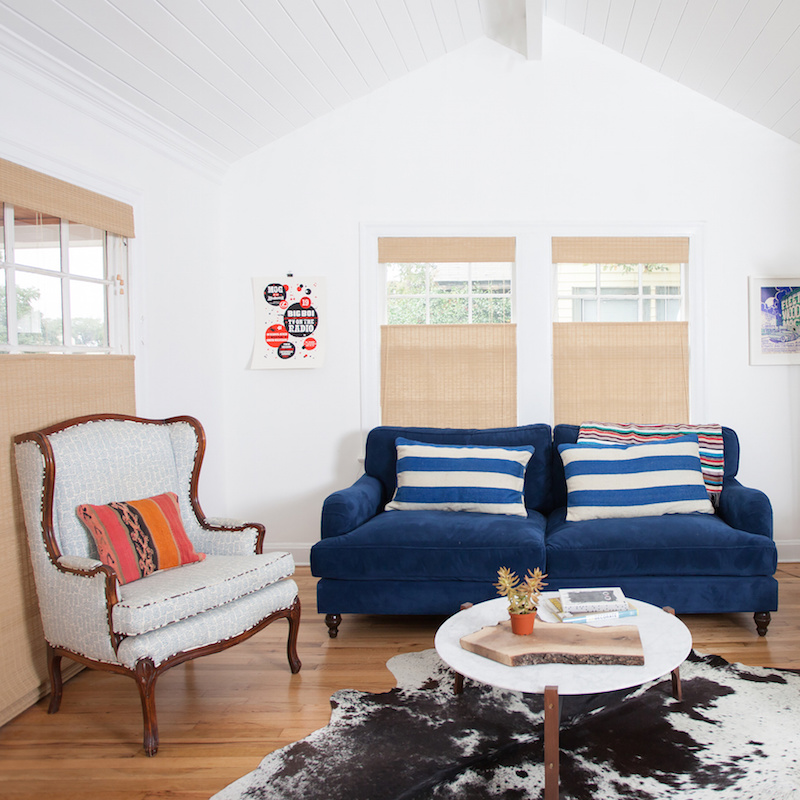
(0, 60, 229, 509)
(222, 21, 800, 562)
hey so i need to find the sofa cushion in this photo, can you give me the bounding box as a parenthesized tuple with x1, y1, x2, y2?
(112, 551, 295, 636)
(311, 509, 547, 582)
(545, 507, 777, 578)
(558, 437, 714, 521)
(364, 425, 553, 514)
(385, 438, 533, 517)
(76, 492, 205, 584)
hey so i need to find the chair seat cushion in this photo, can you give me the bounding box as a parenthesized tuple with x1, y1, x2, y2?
(113, 552, 294, 636)
(310, 509, 547, 582)
(545, 507, 777, 578)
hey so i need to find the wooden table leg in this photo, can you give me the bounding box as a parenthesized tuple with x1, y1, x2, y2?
(454, 671, 464, 695)
(544, 685, 560, 800)
(663, 606, 683, 700)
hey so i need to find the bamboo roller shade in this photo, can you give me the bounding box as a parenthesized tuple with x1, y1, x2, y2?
(378, 237, 516, 263)
(552, 322, 689, 426)
(552, 237, 689, 264)
(381, 324, 517, 428)
(0, 158, 135, 238)
(0, 355, 136, 727)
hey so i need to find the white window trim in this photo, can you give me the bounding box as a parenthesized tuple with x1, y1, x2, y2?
(359, 222, 707, 436)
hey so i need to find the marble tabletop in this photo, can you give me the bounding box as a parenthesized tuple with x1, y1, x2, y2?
(434, 593, 692, 696)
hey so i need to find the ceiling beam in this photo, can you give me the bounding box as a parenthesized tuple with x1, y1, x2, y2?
(481, 0, 542, 60)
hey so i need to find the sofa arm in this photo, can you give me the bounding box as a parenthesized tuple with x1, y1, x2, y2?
(717, 478, 773, 538)
(321, 474, 384, 538)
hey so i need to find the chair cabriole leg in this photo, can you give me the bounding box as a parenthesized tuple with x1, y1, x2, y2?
(47, 645, 63, 715)
(287, 598, 302, 673)
(134, 658, 159, 756)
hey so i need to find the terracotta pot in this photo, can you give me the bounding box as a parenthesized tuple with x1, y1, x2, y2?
(509, 612, 536, 635)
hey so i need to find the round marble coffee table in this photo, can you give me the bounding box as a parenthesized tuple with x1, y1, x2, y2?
(434, 593, 692, 800)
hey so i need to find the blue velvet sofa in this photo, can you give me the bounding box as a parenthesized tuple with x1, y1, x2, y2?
(310, 424, 778, 638)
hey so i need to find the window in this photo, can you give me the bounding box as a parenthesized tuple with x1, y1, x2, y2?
(551, 236, 691, 425)
(385, 262, 513, 325)
(555, 261, 684, 322)
(1, 203, 127, 353)
(378, 237, 517, 428)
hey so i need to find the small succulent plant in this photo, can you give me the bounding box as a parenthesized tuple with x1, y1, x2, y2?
(495, 566, 548, 615)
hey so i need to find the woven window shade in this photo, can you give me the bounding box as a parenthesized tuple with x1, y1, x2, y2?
(378, 237, 515, 263)
(0, 158, 135, 238)
(553, 322, 689, 425)
(552, 237, 688, 264)
(0, 355, 135, 728)
(381, 324, 517, 427)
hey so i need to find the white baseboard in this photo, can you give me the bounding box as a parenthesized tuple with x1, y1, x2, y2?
(777, 540, 800, 563)
(273, 542, 313, 567)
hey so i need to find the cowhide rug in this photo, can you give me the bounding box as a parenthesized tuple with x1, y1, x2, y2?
(212, 649, 800, 800)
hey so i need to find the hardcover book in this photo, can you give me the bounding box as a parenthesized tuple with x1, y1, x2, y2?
(558, 587, 628, 613)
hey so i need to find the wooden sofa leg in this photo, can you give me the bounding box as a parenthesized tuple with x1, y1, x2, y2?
(287, 598, 302, 673)
(135, 659, 159, 757)
(47, 645, 63, 715)
(754, 611, 771, 637)
(325, 614, 342, 639)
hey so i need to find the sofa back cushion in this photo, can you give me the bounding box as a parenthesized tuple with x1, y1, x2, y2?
(365, 425, 553, 514)
(552, 424, 740, 510)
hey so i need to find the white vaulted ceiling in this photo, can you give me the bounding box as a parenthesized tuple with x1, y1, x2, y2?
(1, 0, 799, 174)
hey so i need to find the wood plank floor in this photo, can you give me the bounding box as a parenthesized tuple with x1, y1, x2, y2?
(1, 564, 798, 799)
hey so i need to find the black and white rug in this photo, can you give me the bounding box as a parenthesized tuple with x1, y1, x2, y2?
(212, 649, 800, 800)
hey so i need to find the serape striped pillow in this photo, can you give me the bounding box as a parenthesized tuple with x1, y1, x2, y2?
(578, 422, 724, 496)
(559, 435, 715, 522)
(385, 438, 534, 517)
(76, 492, 205, 584)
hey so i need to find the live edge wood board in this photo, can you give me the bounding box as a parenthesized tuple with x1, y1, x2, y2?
(460, 620, 645, 667)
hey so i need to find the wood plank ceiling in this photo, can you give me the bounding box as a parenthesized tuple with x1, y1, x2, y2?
(0, 0, 798, 173)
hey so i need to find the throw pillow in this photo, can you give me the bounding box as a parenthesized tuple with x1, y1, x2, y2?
(385, 437, 533, 517)
(76, 492, 205, 584)
(558, 435, 715, 522)
(577, 422, 724, 497)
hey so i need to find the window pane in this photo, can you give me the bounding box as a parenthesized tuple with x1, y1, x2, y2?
(557, 263, 596, 296)
(644, 297, 682, 321)
(599, 298, 638, 321)
(386, 263, 426, 294)
(472, 296, 511, 323)
(599, 264, 638, 294)
(16, 271, 63, 345)
(387, 297, 425, 324)
(430, 263, 468, 294)
(430, 296, 468, 323)
(71, 280, 107, 347)
(472, 263, 512, 294)
(69, 224, 105, 279)
(0, 271, 7, 343)
(643, 263, 681, 294)
(14, 207, 61, 271)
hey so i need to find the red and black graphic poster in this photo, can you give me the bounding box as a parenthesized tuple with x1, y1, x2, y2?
(250, 277, 326, 369)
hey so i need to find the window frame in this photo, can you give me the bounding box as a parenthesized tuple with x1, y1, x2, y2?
(1, 202, 129, 354)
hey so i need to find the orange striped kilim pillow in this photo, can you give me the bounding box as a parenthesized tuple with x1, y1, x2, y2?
(76, 492, 205, 584)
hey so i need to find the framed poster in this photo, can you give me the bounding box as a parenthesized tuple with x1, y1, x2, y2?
(748, 276, 800, 365)
(250, 276, 326, 369)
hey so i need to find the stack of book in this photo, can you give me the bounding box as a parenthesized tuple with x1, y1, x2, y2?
(545, 587, 638, 624)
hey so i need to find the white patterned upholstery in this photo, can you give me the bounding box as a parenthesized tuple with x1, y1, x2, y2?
(114, 552, 295, 636)
(13, 415, 301, 755)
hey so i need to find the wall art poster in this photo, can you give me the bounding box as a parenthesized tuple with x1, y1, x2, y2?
(748, 276, 800, 365)
(250, 276, 326, 369)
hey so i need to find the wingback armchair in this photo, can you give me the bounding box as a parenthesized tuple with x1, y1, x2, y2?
(14, 413, 301, 756)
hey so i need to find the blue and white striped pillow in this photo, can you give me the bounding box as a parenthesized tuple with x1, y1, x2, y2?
(385, 438, 534, 517)
(558, 435, 714, 522)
